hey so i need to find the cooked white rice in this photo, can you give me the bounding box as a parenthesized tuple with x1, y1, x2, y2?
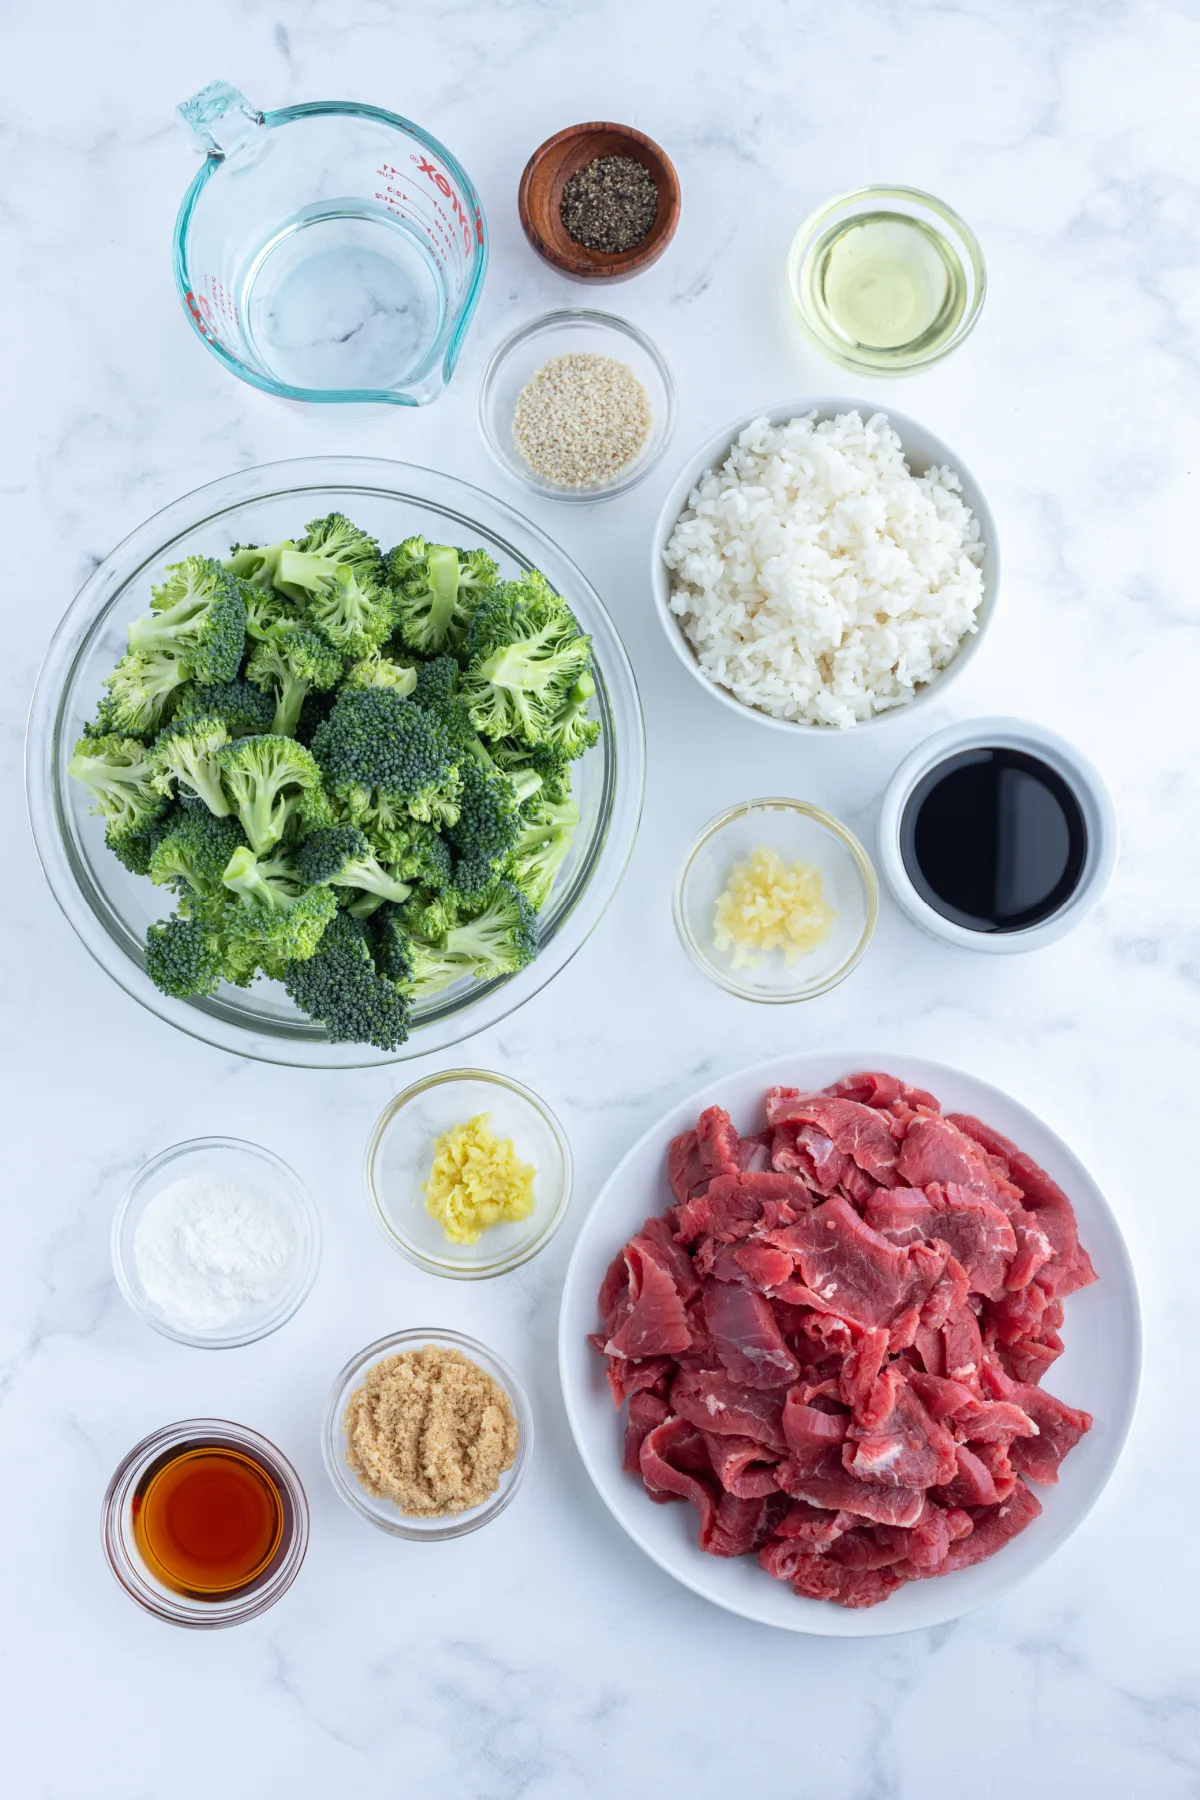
(662, 410, 986, 728)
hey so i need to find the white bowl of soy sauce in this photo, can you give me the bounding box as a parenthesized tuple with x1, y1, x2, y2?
(878, 718, 1118, 952)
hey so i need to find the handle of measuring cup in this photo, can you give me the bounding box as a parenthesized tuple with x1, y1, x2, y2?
(177, 81, 264, 158)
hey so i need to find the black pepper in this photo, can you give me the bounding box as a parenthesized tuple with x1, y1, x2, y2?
(559, 155, 659, 255)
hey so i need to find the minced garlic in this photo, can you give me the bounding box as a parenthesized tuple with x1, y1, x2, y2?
(712, 846, 837, 968)
(423, 1113, 536, 1245)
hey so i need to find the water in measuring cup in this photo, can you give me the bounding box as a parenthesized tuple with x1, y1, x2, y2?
(240, 204, 445, 394)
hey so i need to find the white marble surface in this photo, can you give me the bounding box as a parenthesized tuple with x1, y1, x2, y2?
(3, 2, 1197, 1793)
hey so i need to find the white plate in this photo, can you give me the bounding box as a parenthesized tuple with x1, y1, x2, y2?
(557, 1051, 1140, 1636)
(649, 399, 999, 736)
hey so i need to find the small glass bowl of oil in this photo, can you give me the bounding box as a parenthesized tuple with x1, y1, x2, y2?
(102, 1419, 309, 1628)
(787, 186, 985, 376)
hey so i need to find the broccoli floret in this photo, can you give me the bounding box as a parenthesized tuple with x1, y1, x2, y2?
(144, 912, 225, 999)
(294, 825, 412, 907)
(490, 737, 574, 806)
(225, 540, 295, 589)
(386, 539, 498, 655)
(147, 714, 231, 815)
(221, 845, 338, 974)
(68, 734, 170, 842)
(284, 909, 411, 1049)
(148, 809, 246, 900)
(310, 687, 462, 835)
(364, 817, 454, 891)
(128, 557, 247, 684)
(245, 626, 344, 737)
(105, 811, 172, 876)
(174, 678, 275, 738)
(393, 879, 537, 999)
(272, 517, 393, 657)
(541, 670, 601, 758)
(445, 757, 524, 903)
(343, 653, 417, 697)
(216, 734, 326, 855)
(508, 795, 581, 911)
(459, 582, 593, 745)
(96, 649, 188, 737)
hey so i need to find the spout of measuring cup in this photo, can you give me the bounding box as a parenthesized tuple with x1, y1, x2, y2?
(177, 81, 264, 158)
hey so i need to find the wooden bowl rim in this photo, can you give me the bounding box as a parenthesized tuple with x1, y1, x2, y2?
(518, 121, 681, 279)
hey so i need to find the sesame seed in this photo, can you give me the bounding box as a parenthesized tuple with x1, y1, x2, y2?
(511, 352, 652, 489)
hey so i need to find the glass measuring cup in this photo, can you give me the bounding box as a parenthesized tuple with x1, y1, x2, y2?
(174, 82, 488, 406)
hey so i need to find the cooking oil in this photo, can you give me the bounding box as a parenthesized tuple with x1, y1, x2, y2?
(802, 211, 968, 367)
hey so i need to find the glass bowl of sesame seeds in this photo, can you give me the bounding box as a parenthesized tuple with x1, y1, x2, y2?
(478, 309, 677, 502)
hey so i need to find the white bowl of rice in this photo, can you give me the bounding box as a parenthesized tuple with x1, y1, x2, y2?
(651, 401, 999, 732)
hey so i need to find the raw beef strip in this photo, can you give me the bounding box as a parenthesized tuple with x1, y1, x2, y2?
(1005, 1386, 1093, 1484)
(736, 1131, 774, 1174)
(825, 1071, 942, 1115)
(623, 1392, 671, 1473)
(706, 1492, 786, 1558)
(774, 1124, 849, 1194)
(732, 1241, 796, 1290)
(936, 1479, 1042, 1573)
(931, 1444, 1001, 1508)
(774, 1500, 852, 1548)
(942, 1304, 985, 1388)
(702, 1280, 800, 1389)
(604, 1242, 694, 1359)
(844, 1368, 959, 1488)
(674, 1174, 763, 1245)
(781, 1552, 906, 1608)
(838, 1327, 891, 1413)
(670, 1367, 790, 1452)
(781, 1394, 850, 1471)
(700, 1433, 782, 1498)
(777, 1448, 926, 1528)
(866, 1184, 1017, 1299)
(896, 1116, 1021, 1210)
(765, 1093, 901, 1184)
(606, 1355, 673, 1407)
(667, 1129, 707, 1206)
(767, 1198, 945, 1329)
(948, 1113, 1096, 1300)
(696, 1106, 741, 1178)
(640, 1419, 719, 1542)
(632, 1215, 702, 1302)
(1006, 1209, 1055, 1290)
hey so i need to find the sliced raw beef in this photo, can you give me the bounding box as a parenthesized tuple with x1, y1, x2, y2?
(765, 1093, 901, 1184)
(604, 1242, 693, 1359)
(1005, 1386, 1093, 1484)
(866, 1184, 1017, 1299)
(592, 1071, 1094, 1609)
(896, 1116, 1021, 1210)
(843, 1367, 959, 1488)
(670, 1367, 789, 1453)
(623, 1392, 671, 1474)
(606, 1355, 673, 1407)
(639, 1419, 719, 1541)
(767, 1198, 945, 1329)
(702, 1280, 800, 1388)
(936, 1479, 1043, 1573)
(700, 1432, 782, 1498)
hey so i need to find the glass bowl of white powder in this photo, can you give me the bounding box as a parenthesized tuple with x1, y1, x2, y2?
(111, 1138, 321, 1348)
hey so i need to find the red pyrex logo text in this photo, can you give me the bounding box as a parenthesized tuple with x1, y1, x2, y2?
(412, 154, 479, 252)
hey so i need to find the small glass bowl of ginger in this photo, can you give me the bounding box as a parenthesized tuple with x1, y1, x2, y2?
(673, 797, 878, 1003)
(364, 1069, 572, 1279)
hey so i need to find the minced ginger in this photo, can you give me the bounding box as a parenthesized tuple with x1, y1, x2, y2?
(423, 1113, 536, 1245)
(344, 1346, 519, 1516)
(712, 845, 837, 968)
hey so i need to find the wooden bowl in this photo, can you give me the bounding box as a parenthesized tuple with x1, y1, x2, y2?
(518, 123, 681, 281)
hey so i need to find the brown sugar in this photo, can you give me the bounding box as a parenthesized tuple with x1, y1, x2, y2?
(343, 1345, 519, 1516)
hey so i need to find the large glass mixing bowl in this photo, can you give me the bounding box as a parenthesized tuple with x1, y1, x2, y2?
(26, 458, 645, 1068)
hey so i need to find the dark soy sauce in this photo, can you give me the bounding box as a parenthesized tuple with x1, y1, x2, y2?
(900, 747, 1088, 933)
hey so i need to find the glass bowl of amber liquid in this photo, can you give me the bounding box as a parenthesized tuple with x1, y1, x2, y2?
(102, 1418, 309, 1627)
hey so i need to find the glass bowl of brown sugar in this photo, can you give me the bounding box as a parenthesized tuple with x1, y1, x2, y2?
(321, 1328, 533, 1541)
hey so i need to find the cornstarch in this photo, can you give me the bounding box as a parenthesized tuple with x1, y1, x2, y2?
(132, 1172, 296, 1331)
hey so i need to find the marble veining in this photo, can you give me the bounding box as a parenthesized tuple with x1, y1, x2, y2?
(3, 1, 1199, 1795)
